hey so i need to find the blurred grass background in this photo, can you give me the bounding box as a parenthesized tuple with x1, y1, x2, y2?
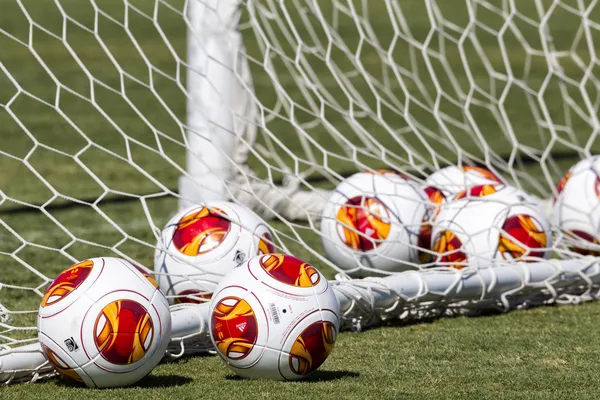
(2, 0, 600, 398)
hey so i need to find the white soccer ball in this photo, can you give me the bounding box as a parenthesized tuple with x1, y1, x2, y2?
(553, 156, 600, 255)
(426, 165, 505, 197)
(320, 170, 427, 277)
(418, 183, 534, 265)
(38, 257, 171, 388)
(431, 184, 551, 269)
(210, 254, 339, 380)
(154, 201, 275, 304)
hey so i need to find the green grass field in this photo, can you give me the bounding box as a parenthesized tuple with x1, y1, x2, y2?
(2, 0, 600, 398)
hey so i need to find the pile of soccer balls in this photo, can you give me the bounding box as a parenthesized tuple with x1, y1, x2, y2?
(320, 157, 600, 276)
(39, 253, 338, 387)
(36, 156, 600, 388)
(38, 202, 339, 387)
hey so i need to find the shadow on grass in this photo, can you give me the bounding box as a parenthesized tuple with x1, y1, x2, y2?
(133, 374, 192, 388)
(54, 374, 192, 389)
(372, 306, 513, 332)
(369, 298, 565, 333)
(225, 370, 359, 382)
(162, 351, 216, 364)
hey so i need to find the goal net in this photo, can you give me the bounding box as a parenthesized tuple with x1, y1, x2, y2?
(2, 0, 600, 383)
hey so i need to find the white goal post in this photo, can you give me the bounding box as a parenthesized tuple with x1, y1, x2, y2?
(179, 0, 245, 206)
(1, 0, 600, 385)
(179, 0, 331, 219)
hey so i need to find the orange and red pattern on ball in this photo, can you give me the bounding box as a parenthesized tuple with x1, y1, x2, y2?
(174, 289, 212, 304)
(131, 264, 159, 288)
(369, 169, 412, 181)
(41, 343, 84, 383)
(257, 232, 276, 255)
(498, 215, 547, 259)
(289, 321, 337, 376)
(461, 165, 503, 183)
(418, 186, 447, 263)
(554, 171, 572, 202)
(336, 196, 391, 251)
(260, 254, 321, 287)
(565, 230, 600, 256)
(432, 230, 467, 269)
(211, 296, 258, 360)
(556, 171, 572, 196)
(172, 207, 231, 256)
(417, 221, 434, 264)
(41, 260, 94, 307)
(454, 184, 499, 200)
(94, 300, 154, 365)
(424, 186, 446, 206)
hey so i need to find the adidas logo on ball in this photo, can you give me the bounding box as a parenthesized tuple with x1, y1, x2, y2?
(236, 322, 247, 332)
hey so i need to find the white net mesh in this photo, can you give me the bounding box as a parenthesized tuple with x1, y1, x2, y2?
(2, 0, 600, 384)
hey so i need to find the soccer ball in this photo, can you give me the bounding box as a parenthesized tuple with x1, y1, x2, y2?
(210, 253, 339, 381)
(154, 201, 275, 304)
(430, 184, 551, 269)
(553, 156, 600, 255)
(38, 257, 171, 388)
(425, 165, 505, 197)
(420, 183, 535, 266)
(320, 170, 427, 277)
